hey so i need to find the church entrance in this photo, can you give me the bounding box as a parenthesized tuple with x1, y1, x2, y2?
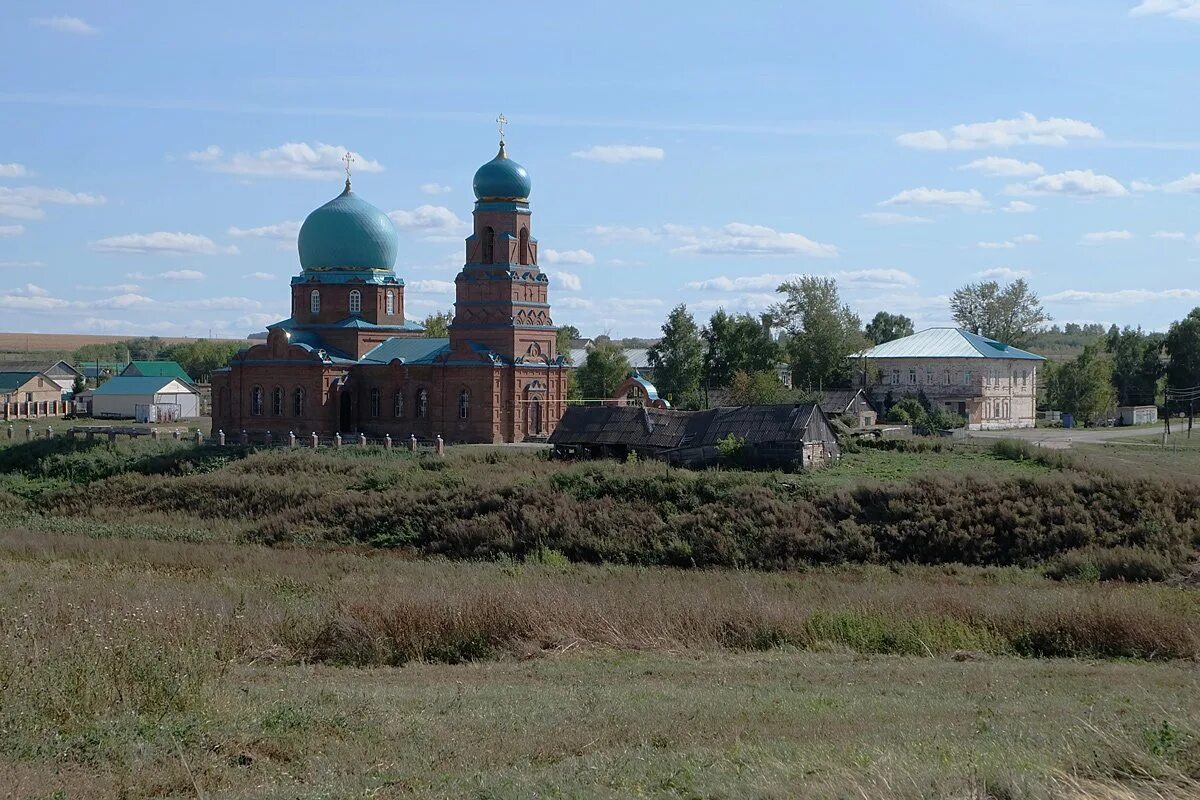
(339, 389, 353, 433)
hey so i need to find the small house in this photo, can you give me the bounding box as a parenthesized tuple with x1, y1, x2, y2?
(1118, 405, 1158, 426)
(120, 360, 194, 384)
(0, 360, 84, 397)
(0, 371, 67, 420)
(817, 388, 878, 427)
(90, 376, 200, 420)
(549, 403, 839, 469)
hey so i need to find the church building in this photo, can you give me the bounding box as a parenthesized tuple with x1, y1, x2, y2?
(211, 133, 568, 443)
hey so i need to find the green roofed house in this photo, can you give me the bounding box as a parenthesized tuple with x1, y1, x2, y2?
(1, 371, 69, 420)
(91, 376, 200, 421)
(856, 328, 1045, 430)
(120, 360, 194, 384)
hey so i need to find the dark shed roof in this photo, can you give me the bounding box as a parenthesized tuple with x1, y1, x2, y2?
(550, 404, 832, 451)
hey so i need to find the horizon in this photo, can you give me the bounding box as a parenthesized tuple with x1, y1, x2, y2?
(3, 1, 1200, 339)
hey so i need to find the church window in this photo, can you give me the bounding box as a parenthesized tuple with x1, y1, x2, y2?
(271, 386, 284, 416)
(293, 387, 305, 417)
(393, 389, 403, 418)
(482, 227, 495, 263)
(349, 290, 362, 314)
(250, 385, 264, 416)
(310, 290, 321, 314)
(416, 388, 428, 419)
(370, 387, 381, 417)
(519, 228, 530, 265)
(458, 389, 470, 420)
(386, 291, 395, 316)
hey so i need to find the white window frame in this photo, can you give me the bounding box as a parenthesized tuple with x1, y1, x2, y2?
(349, 289, 362, 314)
(310, 290, 321, 314)
(386, 291, 395, 316)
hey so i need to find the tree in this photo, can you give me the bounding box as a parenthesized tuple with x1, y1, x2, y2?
(556, 325, 581, 363)
(575, 341, 630, 401)
(73, 342, 130, 365)
(648, 304, 704, 408)
(702, 310, 778, 387)
(770, 277, 864, 390)
(1045, 345, 1116, 425)
(1165, 308, 1200, 412)
(949, 279, 1049, 347)
(728, 370, 787, 405)
(421, 311, 454, 338)
(864, 311, 914, 345)
(1104, 326, 1164, 407)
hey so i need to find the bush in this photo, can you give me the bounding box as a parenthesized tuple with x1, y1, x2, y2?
(1047, 546, 1175, 583)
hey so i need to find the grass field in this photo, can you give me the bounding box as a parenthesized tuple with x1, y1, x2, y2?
(0, 436, 1196, 797)
(0, 332, 249, 353)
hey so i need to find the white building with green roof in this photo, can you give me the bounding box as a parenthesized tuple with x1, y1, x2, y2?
(856, 328, 1046, 430)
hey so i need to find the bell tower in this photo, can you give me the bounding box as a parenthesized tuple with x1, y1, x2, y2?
(450, 119, 557, 365)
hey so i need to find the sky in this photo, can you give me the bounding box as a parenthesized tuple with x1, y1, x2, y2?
(2, 0, 1200, 340)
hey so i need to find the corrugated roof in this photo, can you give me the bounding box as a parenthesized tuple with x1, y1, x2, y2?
(123, 360, 192, 381)
(568, 347, 653, 368)
(858, 328, 1044, 361)
(359, 337, 451, 365)
(550, 404, 826, 450)
(92, 376, 197, 396)
(0, 372, 41, 392)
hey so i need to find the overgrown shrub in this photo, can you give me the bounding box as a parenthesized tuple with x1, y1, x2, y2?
(1047, 546, 1175, 583)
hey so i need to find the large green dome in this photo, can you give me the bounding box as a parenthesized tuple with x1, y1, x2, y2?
(297, 183, 398, 271)
(473, 144, 531, 201)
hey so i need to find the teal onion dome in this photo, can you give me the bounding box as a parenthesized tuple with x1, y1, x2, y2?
(297, 182, 398, 271)
(473, 143, 531, 201)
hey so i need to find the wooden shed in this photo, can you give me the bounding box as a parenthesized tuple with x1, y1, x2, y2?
(549, 404, 840, 469)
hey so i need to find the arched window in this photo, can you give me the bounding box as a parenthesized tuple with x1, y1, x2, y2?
(458, 389, 470, 420)
(393, 389, 404, 418)
(250, 385, 264, 416)
(310, 290, 321, 314)
(293, 387, 305, 417)
(349, 289, 362, 314)
(271, 386, 284, 416)
(519, 228, 530, 265)
(370, 387, 381, 417)
(385, 290, 395, 316)
(416, 388, 428, 419)
(482, 227, 495, 264)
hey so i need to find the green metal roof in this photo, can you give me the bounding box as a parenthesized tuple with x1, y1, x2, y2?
(122, 360, 192, 381)
(0, 372, 40, 392)
(92, 376, 197, 396)
(858, 328, 1045, 361)
(360, 337, 451, 365)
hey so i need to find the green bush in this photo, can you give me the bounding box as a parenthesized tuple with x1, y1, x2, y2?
(1046, 546, 1175, 583)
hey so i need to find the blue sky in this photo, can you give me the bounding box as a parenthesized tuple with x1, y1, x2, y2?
(2, 0, 1200, 339)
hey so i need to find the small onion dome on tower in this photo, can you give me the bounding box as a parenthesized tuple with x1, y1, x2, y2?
(473, 142, 531, 201)
(297, 179, 399, 271)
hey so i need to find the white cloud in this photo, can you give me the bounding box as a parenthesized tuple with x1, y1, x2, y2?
(587, 225, 660, 242)
(672, 223, 838, 257)
(1003, 200, 1037, 213)
(961, 157, 1045, 177)
(0, 260, 44, 269)
(187, 142, 384, 180)
(555, 296, 594, 310)
(245, 271, 275, 280)
(978, 241, 1016, 249)
(420, 183, 451, 195)
(571, 145, 665, 164)
(0, 225, 25, 237)
(1012, 233, 1040, 243)
(896, 113, 1104, 150)
(387, 205, 468, 238)
(686, 268, 915, 292)
(1080, 230, 1135, 245)
(0, 164, 27, 178)
(979, 234, 1039, 249)
(410, 279, 456, 294)
(31, 16, 97, 34)
(860, 212, 934, 225)
(159, 269, 206, 281)
(552, 271, 583, 291)
(1046, 288, 1200, 304)
(227, 220, 301, 240)
(75, 283, 141, 292)
(975, 267, 1032, 280)
(1130, 1, 1200, 21)
(0, 186, 107, 219)
(881, 187, 989, 209)
(2, 284, 51, 298)
(542, 249, 596, 265)
(91, 232, 238, 256)
(237, 313, 281, 330)
(1152, 231, 1188, 240)
(1159, 173, 1200, 193)
(1008, 170, 1128, 197)
(184, 296, 260, 310)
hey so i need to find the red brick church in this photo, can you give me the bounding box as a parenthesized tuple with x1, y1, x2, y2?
(211, 133, 568, 443)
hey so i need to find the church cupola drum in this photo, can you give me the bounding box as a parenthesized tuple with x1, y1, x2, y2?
(209, 122, 569, 444)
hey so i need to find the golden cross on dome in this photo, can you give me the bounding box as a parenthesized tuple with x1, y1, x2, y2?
(496, 113, 508, 145)
(342, 151, 354, 180)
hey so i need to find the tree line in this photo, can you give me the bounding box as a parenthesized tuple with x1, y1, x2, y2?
(73, 338, 246, 384)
